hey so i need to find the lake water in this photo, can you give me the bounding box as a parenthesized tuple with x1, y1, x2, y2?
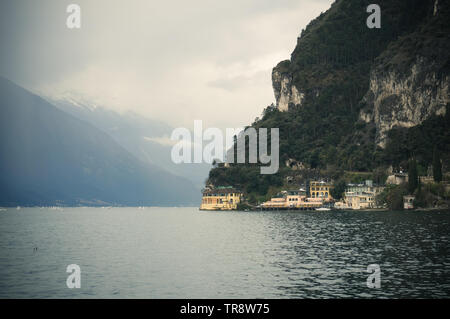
(0, 207, 450, 298)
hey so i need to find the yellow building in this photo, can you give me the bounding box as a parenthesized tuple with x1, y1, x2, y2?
(309, 181, 333, 201)
(345, 192, 376, 209)
(200, 187, 242, 210)
(261, 196, 287, 209)
(338, 180, 385, 210)
(260, 190, 324, 209)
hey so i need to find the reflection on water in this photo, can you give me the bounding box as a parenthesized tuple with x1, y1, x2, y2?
(0, 207, 449, 298)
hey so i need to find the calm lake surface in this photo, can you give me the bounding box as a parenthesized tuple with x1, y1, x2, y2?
(1, 207, 450, 298)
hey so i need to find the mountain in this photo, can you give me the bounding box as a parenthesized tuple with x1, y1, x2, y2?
(0, 77, 199, 206)
(206, 0, 450, 202)
(47, 97, 211, 189)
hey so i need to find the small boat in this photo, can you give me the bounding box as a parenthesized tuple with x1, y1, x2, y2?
(315, 207, 331, 211)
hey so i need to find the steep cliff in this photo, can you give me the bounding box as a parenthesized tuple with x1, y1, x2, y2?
(359, 0, 450, 147)
(272, 60, 304, 111)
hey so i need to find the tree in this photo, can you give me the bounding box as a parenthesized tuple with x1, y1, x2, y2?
(433, 147, 442, 182)
(408, 159, 418, 194)
(373, 167, 387, 185)
(330, 179, 346, 200)
(309, 151, 319, 169)
(386, 184, 408, 210)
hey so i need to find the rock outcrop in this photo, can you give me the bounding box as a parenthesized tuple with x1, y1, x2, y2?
(272, 61, 304, 111)
(360, 57, 449, 147)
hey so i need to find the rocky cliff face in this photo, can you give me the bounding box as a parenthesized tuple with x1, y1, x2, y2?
(272, 61, 304, 111)
(360, 56, 449, 147)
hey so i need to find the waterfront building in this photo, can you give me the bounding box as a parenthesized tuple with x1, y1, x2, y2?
(309, 181, 333, 200)
(261, 195, 289, 209)
(345, 192, 376, 209)
(340, 180, 384, 209)
(200, 186, 242, 210)
(346, 179, 377, 193)
(260, 189, 323, 209)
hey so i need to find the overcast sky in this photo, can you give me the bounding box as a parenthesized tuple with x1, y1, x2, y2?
(0, 0, 333, 131)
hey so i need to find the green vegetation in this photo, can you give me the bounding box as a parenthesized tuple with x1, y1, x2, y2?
(414, 183, 450, 208)
(236, 202, 253, 211)
(208, 165, 284, 203)
(408, 159, 418, 194)
(433, 147, 443, 182)
(330, 179, 346, 200)
(376, 176, 450, 211)
(376, 184, 408, 211)
(384, 104, 450, 172)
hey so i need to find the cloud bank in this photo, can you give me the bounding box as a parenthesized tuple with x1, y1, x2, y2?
(0, 0, 333, 130)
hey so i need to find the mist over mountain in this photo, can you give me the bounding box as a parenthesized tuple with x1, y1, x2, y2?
(48, 97, 211, 189)
(0, 77, 199, 206)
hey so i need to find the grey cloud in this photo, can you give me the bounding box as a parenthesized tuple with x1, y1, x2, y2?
(0, 0, 333, 129)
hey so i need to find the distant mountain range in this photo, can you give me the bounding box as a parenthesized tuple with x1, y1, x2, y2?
(47, 96, 211, 189)
(0, 77, 200, 206)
